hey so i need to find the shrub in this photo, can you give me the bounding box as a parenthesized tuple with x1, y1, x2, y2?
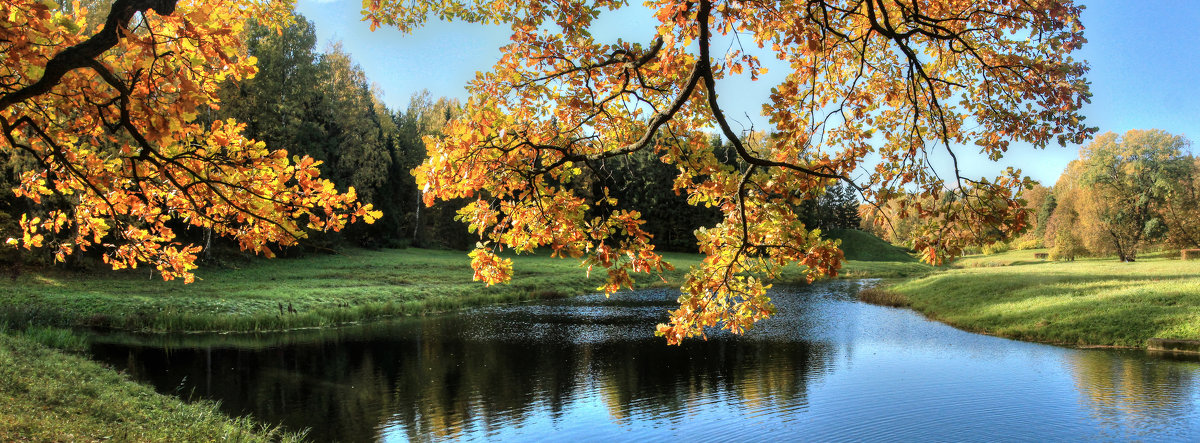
(981, 241, 1010, 255)
(1034, 252, 1049, 260)
(1050, 225, 1086, 261)
(1183, 249, 1200, 260)
(1012, 237, 1043, 250)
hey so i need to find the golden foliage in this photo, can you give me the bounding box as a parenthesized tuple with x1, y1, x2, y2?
(2, 0, 378, 282)
(366, 0, 1093, 343)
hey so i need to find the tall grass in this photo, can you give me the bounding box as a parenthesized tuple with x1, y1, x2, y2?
(18, 326, 89, 352)
(856, 287, 911, 307)
(0, 320, 89, 352)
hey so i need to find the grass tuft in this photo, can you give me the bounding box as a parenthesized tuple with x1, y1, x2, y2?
(856, 287, 911, 307)
(18, 326, 89, 352)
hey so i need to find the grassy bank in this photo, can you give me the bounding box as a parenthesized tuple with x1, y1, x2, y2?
(885, 249, 1200, 348)
(0, 248, 698, 333)
(0, 333, 303, 441)
(1, 245, 927, 334)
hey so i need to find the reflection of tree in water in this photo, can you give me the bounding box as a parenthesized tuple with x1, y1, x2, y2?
(379, 320, 838, 440)
(91, 311, 837, 441)
(1069, 351, 1199, 432)
(384, 320, 587, 440)
(96, 337, 406, 441)
(596, 338, 835, 422)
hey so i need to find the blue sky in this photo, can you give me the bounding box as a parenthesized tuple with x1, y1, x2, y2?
(294, 0, 1200, 185)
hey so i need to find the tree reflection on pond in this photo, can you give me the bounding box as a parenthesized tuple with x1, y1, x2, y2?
(90, 282, 1200, 441)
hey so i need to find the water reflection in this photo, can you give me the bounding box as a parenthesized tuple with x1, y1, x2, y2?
(91, 290, 839, 442)
(1068, 350, 1200, 439)
(88, 281, 1200, 441)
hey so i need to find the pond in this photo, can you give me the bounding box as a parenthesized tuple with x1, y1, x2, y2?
(88, 280, 1200, 441)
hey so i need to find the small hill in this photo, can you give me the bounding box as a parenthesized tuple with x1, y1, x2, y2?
(825, 229, 917, 262)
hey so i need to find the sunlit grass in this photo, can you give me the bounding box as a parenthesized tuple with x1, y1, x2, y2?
(949, 248, 1056, 268)
(1, 245, 928, 333)
(0, 226, 919, 334)
(891, 255, 1200, 347)
(3, 248, 646, 332)
(827, 228, 920, 263)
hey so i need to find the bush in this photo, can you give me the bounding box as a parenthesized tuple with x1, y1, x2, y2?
(1183, 249, 1200, 260)
(981, 241, 1010, 255)
(385, 238, 412, 249)
(1050, 225, 1086, 261)
(1012, 237, 1043, 250)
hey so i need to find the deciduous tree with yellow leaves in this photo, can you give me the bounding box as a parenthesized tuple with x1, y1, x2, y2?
(3, 0, 1093, 342)
(2, 0, 379, 282)
(366, 0, 1093, 342)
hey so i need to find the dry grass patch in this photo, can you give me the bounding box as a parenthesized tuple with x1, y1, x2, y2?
(856, 287, 911, 307)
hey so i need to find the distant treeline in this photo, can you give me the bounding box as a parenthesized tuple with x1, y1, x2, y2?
(0, 12, 862, 267)
(866, 129, 1200, 262)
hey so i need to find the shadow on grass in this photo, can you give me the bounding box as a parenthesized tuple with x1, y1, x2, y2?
(897, 267, 1200, 347)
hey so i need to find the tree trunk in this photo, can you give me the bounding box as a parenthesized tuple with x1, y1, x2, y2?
(413, 188, 422, 247)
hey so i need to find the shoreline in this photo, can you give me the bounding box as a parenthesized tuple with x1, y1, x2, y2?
(0, 333, 306, 441)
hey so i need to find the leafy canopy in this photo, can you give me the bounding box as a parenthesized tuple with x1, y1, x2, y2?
(2, 0, 379, 281)
(368, 0, 1092, 343)
(1051, 130, 1190, 261)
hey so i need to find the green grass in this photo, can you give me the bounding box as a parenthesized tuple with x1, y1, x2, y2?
(14, 231, 1193, 439)
(949, 248, 1055, 268)
(0, 333, 304, 441)
(839, 259, 933, 279)
(1, 239, 924, 333)
(0, 248, 703, 332)
(827, 228, 920, 263)
(856, 286, 911, 307)
(890, 254, 1200, 348)
(822, 229, 932, 278)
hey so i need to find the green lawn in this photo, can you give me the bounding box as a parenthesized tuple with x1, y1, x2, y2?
(948, 248, 1053, 268)
(1, 247, 928, 333)
(827, 228, 920, 263)
(889, 250, 1200, 347)
(0, 333, 304, 441)
(0, 248, 696, 332)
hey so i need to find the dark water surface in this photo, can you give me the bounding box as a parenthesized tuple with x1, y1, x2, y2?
(89, 280, 1200, 441)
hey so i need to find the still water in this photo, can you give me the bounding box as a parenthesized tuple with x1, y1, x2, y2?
(89, 280, 1200, 441)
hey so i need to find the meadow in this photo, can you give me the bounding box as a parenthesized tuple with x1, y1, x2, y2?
(0, 229, 930, 334)
(882, 248, 1200, 347)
